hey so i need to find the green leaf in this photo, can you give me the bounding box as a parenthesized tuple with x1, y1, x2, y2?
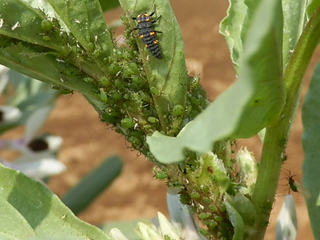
(306, 0, 320, 19)
(62, 156, 123, 215)
(0, 42, 97, 100)
(45, 0, 113, 58)
(219, 0, 247, 69)
(0, 164, 111, 240)
(226, 193, 256, 226)
(0, 0, 113, 95)
(0, 198, 35, 239)
(282, 0, 307, 66)
(225, 202, 244, 240)
(0, 0, 69, 51)
(147, 0, 285, 163)
(220, 0, 263, 69)
(302, 59, 320, 239)
(99, 0, 120, 12)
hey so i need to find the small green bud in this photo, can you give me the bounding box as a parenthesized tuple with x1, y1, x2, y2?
(236, 147, 258, 193)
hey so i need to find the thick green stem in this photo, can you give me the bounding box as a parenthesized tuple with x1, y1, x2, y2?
(249, 6, 320, 240)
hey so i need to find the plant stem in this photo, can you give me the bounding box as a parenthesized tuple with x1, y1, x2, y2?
(249, 6, 320, 240)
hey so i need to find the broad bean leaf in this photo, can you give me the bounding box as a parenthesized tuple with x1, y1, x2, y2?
(220, 0, 263, 69)
(0, 164, 111, 240)
(147, 0, 285, 163)
(282, 0, 307, 66)
(0, 0, 113, 97)
(225, 202, 244, 240)
(302, 59, 320, 239)
(306, 0, 320, 19)
(45, 0, 113, 58)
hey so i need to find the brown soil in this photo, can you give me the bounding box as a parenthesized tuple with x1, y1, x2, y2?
(15, 0, 316, 239)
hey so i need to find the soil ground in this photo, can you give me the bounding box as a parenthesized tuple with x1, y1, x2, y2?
(6, 1, 318, 239)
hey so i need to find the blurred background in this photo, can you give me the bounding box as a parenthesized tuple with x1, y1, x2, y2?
(2, 0, 317, 239)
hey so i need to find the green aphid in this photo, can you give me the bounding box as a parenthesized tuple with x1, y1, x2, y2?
(41, 19, 53, 31)
(121, 118, 134, 129)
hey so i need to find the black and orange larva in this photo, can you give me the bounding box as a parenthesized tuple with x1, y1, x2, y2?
(132, 10, 162, 59)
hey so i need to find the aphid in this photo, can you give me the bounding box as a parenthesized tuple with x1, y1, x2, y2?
(283, 170, 309, 197)
(282, 169, 298, 193)
(132, 9, 162, 59)
(288, 174, 298, 193)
